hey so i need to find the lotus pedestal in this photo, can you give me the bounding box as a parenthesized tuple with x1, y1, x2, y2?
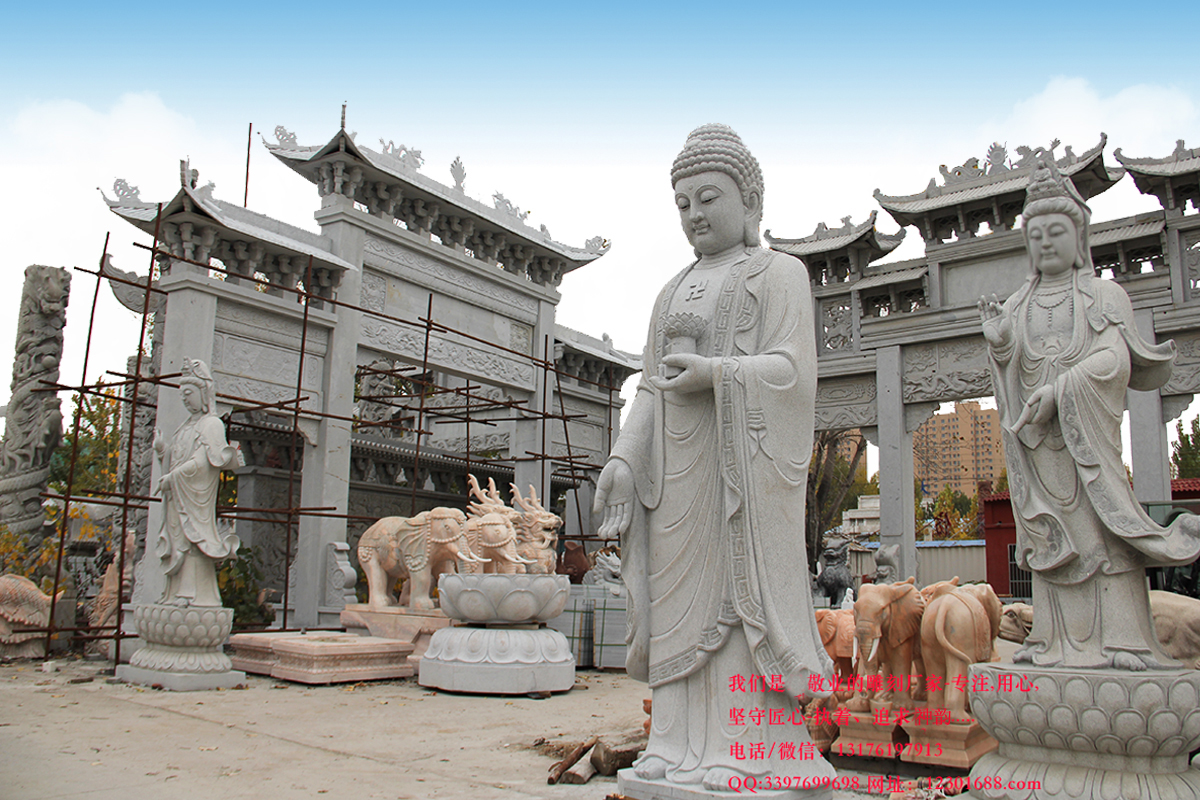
(418, 574, 575, 694)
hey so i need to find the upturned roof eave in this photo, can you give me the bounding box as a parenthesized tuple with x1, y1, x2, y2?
(265, 129, 605, 271)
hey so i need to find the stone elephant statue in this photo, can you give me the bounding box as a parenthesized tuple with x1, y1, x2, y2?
(920, 582, 1002, 714)
(463, 513, 536, 575)
(814, 608, 855, 695)
(846, 577, 926, 711)
(357, 507, 483, 611)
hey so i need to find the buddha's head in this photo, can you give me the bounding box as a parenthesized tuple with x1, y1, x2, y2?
(670, 124, 764, 256)
(1022, 157, 1092, 277)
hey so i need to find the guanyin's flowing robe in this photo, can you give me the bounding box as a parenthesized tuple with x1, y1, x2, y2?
(156, 414, 241, 606)
(988, 269, 1200, 667)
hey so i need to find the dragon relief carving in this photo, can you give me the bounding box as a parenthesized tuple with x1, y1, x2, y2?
(360, 318, 535, 389)
(903, 339, 992, 402)
(0, 266, 70, 564)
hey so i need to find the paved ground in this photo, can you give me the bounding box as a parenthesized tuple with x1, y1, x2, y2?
(1, 657, 883, 800)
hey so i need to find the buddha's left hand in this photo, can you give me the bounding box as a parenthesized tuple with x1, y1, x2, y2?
(650, 353, 715, 394)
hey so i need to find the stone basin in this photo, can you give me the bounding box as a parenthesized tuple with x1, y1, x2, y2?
(437, 573, 569, 624)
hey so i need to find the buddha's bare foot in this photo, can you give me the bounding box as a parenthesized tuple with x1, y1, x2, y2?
(1012, 646, 1033, 663)
(632, 754, 668, 780)
(1111, 651, 1146, 671)
(703, 767, 743, 791)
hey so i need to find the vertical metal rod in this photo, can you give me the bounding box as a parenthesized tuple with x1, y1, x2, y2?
(280, 255, 314, 631)
(114, 206, 164, 666)
(540, 335, 550, 504)
(244, 123, 253, 208)
(410, 295, 434, 516)
(552, 365, 585, 540)
(45, 233, 111, 655)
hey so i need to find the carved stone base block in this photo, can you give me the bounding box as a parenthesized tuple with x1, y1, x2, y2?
(116, 603, 244, 691)
(229, 631, 306, 675)
(340, 604, 454, 671)
(901, 712, 996, 769)
(418, 626, 575, 694)
(271, 634, 414, 684)
(831, 702, 901, 757)
(968, 662, 1200, 799)
(617, 771, 832, 800)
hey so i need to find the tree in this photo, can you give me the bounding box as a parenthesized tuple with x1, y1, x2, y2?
(806, 430, 868, 571)
(1174, 417, 1200, 479)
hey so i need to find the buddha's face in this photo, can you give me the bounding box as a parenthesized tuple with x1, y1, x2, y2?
(1026, 213, 1078, 278)
(674, 171, 752, 256)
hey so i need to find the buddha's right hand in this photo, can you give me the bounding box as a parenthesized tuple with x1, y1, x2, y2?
(594, 459, 635, 537)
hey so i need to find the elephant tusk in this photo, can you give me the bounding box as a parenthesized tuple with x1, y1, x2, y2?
(474, 556, 492, 563)
(513, 553, 537, 564)
(853, 636, 858, 663)
(868, 638, 879, 664)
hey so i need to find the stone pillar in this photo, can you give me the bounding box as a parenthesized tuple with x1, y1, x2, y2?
(132, 276, 219, 608)
(513, 297, 557, 500)
(875, 346, 918, 581)
(296, 196, 364, 627)
(1128, 309, 1172, 504)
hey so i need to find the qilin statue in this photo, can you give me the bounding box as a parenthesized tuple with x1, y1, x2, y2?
(0, 266, 70, 568)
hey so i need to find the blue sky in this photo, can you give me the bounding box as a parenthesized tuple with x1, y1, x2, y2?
(2, 1, 1199, 469)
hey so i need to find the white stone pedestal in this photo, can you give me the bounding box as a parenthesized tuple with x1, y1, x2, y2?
(418, 625, 574, 694)
(968, 662, 1200, 799)
(114, 603, 245, 691)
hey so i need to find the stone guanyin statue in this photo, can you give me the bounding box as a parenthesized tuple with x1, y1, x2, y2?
(594, 124, 835, 795)
(979, 157, 1200, 670)
(153, 358, 242, 607)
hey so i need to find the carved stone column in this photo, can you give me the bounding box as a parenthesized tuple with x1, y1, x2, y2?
(297, 194, 363, 627)
(875, 346, 918, 581)
(1127, 309, 1173, 503)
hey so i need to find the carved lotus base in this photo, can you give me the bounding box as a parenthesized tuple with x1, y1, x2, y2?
(967, 662, 1200, 799)
(418, 626, 575, 694)
(437, 573, 570, 624)
(124, 603, 235, 675)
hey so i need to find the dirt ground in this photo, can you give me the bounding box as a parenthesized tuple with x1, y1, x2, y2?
(0, 656, 882, 799)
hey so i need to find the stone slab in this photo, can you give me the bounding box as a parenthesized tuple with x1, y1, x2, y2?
(271, 634, 414, 684)
(594, 596, 628, 670)
(618, 770, 833, 800)
(115, 664, 247, 692)
(340, 604, 455, 668)
(228, 631, 308, 675)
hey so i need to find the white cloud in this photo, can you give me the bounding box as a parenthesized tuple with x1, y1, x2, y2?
(0, 93, 318, 406)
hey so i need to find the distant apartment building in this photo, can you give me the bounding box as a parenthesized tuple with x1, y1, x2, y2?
(913, 401, 1002, 498)
(832, 428, 869, 483)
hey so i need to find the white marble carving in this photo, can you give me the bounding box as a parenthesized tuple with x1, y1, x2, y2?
(973, 155, 1200, 797)
(595, 124, 834, 798)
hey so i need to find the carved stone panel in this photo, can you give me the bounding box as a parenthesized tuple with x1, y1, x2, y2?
(363, 236, 538, 317)
(814, 376, 877, 431)
(903, 337, 992, 403)
(821, 297, 853, 352)
(1164, 332, 1200, 396)
(360, 270, 386, 312)
(360, 318, 535, 391)
(211, 332, 324, 413)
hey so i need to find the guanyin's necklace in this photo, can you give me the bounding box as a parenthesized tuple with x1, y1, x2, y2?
(1028, 281, 1073, 352)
